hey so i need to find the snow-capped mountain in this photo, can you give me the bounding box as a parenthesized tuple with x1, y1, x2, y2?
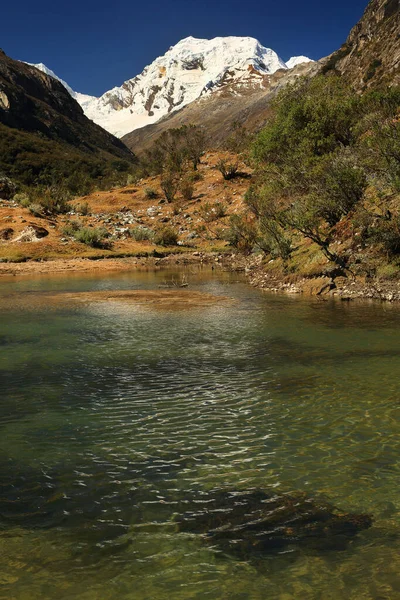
(285, 56, 314, 69)
(28, 37, 312, 138)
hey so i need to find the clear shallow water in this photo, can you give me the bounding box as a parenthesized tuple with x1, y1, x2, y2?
(0, 268, 399, 600)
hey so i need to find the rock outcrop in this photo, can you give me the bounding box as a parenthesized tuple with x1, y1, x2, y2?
(322, 0, 400, 88)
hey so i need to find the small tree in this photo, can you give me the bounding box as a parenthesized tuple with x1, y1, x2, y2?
(180, 124, 206, 170)
(180, 177, 195, 201)
(154, 226, 178, 246)
(161, 173, 178, 203)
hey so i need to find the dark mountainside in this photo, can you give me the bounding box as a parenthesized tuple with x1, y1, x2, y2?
(0, 50, 132, 159)
(322, 0, 400, 88)
(0, 50, 136, 194)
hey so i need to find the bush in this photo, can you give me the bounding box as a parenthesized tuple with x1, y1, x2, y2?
(217, 160, 239, 181)
(73, 226, 109, 248)
(225, 122, 253, 154)
(33, 187, 72, 215)
(370, 216, 400, 255)
(310, 153, 367, 226)
(130, 226, 154, 241)
(28, 203, 44, 217)
(75, 201, 90, 216)
(189, 171, 204, 182)
(14, 192, 30, 207)
(144, 187, 158, 199)
(225, 214, 258, 254)
(161, 174, 178, 203)
(154, 226, 178, 246)
(62, 219, 81, 236)
(180, 177, 195, 201)
(200, 201, 227, 222)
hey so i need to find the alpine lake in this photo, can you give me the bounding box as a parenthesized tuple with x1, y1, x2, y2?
(0, 267, 399, 600)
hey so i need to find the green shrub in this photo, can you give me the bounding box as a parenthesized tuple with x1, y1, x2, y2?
(376, 262, 400, 280)
(62, 220, 81, 236)
(33, 187, 72, 215)
(189, 171, 204, 182)
(154, 226, 178, 246)
(13, 192, 30, 207)
(370, 216, 400, 255)
(225, 121, 253, 154)
(73, 226, 109, 248)
(225, 214, 258, 253)
(130, 226, 154, 241)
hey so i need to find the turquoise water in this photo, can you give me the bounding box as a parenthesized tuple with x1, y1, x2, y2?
(0, 268, 399, 599)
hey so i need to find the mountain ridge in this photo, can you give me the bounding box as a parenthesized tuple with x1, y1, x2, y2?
(27, 37, 312, 138)
(322, 0, 400, 87)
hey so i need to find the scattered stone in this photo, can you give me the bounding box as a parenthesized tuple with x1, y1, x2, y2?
(13, 225, 49, 243)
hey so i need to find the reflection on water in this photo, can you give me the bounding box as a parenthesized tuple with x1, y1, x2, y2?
(0, 268, 400, 599)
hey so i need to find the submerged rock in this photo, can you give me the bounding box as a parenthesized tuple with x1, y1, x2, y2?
(177, 489, 372, 558)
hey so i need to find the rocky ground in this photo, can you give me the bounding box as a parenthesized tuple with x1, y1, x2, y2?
(241, 256, 400, 302)
(0, 152, 247, 266)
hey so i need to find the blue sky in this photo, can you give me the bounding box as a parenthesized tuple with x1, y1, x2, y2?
(2, 0, 368, 96)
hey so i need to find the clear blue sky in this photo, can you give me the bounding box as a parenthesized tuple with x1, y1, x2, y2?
(2, 0, 368, 97)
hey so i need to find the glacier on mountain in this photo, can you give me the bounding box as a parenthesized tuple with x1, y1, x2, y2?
(28, 37, 312, 138)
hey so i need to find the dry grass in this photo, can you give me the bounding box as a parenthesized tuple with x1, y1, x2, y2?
(0, 152, 250, 263)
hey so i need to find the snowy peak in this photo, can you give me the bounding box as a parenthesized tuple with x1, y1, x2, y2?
(28, 37, 310, 138)
(286, 56, 314, 69)
(83, 36, 288, 137)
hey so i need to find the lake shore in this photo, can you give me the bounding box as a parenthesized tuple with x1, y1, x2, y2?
(2, 251, 400, 302)
(0, 252, 222, 278)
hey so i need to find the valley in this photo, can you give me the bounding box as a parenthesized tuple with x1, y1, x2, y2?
(1, 2, 400, 599)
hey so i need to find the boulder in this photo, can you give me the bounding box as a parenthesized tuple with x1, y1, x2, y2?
(0, 176, 17, 200)
(177, 489, 372, 558)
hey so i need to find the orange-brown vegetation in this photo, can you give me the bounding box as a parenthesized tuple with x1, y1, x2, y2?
(0, 152, 250, 272)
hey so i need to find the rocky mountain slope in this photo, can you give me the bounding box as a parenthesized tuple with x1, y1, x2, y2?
(122, 60, 318, 152)
(322, 0, 400, 87)
(124, 0, 400, 153)
(29, 38, 312, 138)
(0, 50, 132, 159)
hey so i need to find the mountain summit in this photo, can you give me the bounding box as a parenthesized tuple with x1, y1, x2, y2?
(29, 37, 312, 138)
